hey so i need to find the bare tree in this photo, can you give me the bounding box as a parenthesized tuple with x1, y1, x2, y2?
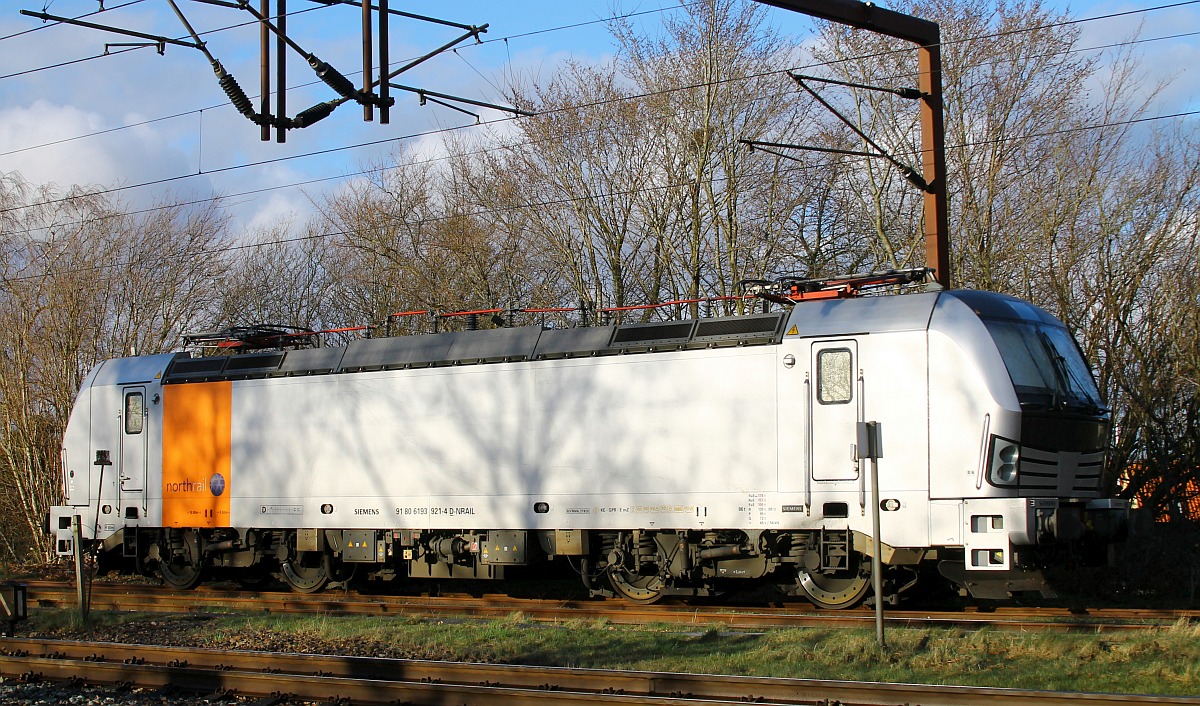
(504, 61, 669, 316)
(1092, 129, 1200, 510)
(802, 24, 927, 272)
(501, 0, 831, 319)
(215, 221, 338, 332)
(1, 177, 119, 562)
(314, 146, 564, 333)
(612, 0, 807, 313)
(0, 173, 230, 562)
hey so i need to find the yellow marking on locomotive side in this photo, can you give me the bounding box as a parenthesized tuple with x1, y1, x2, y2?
(786, 325, 799, 336)
(162, 382, 232, 528)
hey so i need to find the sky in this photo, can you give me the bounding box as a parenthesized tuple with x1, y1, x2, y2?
(0, 0, 1197, 234)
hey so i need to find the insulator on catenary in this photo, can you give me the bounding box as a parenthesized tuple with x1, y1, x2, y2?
(290, 101, 337, 129)
(307, 55, 359, 101)
(212, 63, 256, 120)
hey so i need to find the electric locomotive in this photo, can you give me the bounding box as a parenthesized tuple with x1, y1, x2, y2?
(48, 271, 1128, 607)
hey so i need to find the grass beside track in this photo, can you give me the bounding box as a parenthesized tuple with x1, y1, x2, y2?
(20, 609, 1200, 697)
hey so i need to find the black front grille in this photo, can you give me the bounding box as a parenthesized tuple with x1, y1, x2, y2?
(1022, 414, 1109, 452)
(1017, 444, 1107, 497)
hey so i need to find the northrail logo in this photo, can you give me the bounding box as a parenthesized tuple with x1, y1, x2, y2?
(165, 472, 226, 497)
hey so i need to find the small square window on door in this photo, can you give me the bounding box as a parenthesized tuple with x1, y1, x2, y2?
(124, 392, 144, 435)
(817, 348, 853, 404)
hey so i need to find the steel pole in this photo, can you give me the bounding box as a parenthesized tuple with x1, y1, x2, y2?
(277, 0, 287, 142)
(259, 0, 271, 141)
(362, 0, 373, 121)
(378, 0, 389, 124)
(72, 516, 88, 624)
(918, 43, 950, 288)
(871, 456, 885, 649)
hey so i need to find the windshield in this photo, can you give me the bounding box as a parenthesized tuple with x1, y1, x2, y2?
(983, 319, 1105, 412)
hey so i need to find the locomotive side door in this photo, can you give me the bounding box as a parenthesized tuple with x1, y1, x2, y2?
(118, 386, 148, 519)
(809, 341, 860, 484)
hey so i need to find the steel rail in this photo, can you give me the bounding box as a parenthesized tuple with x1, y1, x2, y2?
(2, 637, 1195, 706)
(22, 581, 1196, 633)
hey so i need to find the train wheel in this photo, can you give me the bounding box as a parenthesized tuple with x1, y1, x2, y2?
(159, 529, 204, 590)
(797, 563, 871, 610)
(281, 551, 331, 593)
(607, 566, 667, 604)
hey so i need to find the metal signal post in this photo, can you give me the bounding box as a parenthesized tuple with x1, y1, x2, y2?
(857, 420, 885, 649)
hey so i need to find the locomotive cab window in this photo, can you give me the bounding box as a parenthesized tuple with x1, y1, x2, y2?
(124, 392, 144, 435)
(817, 349, 853, 404)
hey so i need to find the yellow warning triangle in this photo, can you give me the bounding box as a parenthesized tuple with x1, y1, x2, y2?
(786, 325, 799, 336)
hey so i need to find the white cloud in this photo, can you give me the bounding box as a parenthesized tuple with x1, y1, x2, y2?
(0, 102, 104, 168)
(242, 190, 309, 235)
(0, 100, 192, 194)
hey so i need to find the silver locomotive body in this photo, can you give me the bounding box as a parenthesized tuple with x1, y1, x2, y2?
(49, 289, 1127, 605)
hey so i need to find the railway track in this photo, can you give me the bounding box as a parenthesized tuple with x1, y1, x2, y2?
(1, 636, 1195, 706)
(20, 580, 1198, 633)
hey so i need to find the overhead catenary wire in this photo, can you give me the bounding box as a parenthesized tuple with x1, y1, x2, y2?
(0, 0, 148, 42)
(0, 1, 333, 80)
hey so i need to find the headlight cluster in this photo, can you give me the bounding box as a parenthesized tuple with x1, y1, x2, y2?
(988, 437, 1020, 487)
